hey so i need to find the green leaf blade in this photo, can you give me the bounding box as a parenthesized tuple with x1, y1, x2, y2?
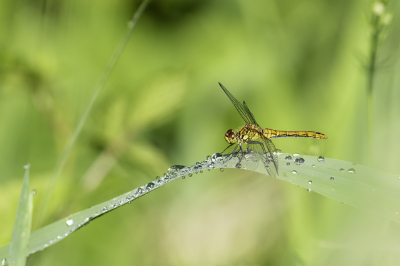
(1, 153, 399, 259)
(8, 166, 33, 266)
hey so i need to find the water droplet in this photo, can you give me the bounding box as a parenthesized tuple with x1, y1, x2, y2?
(1, 258, 7, 266)
(285, 155, 293, 160)
(66, 219, 74, 226)
(340, 168, 345, 172)
(182, 176, 185, 179)
(275, 149, 283, 155)
(295, 157, 305, 165)
(135, 188, 143, 196)
(286, 162, 290, 166)
(168, 165, 185, 173)
(31, 189, 37, 195)
(235, 163, 241, 168)
(317, 156, 325, 162)
(220, 168, 224, 172)
(312, 164, 315, 167)
(348, 168, 356, 174)
(200, 170, 203, 173)
(211, 153, 223, 161)
(188, 173, 193, 177)
(330, 177, 334, 180)
(291, 170, 297, 174)
(307, 188, 312, 192)
(206, 155, 211, 160)
(146, 182, 155, 190)
(23, 164, 30, 170)
(308, 180, 312, 184)
(293, 153, 300, 157)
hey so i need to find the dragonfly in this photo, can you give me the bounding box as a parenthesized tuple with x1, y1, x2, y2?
(219, 82, 327, 177)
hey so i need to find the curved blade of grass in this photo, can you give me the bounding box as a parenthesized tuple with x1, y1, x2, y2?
(36, 0, 151, 228)
(1, 152, 399, 260)
(8, 165, 33, 266)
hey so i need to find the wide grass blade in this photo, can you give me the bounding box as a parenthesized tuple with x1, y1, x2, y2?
(8, 165, 33, 266)
(35, 0, 151, 228)
(1, 153, 399, 260)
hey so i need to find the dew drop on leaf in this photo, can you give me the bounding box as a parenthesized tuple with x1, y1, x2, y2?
(348, 168, 356, 174)
(66, 219, 74, 226)
(295, 157, 305, 165)
(211, 153, 222, 161)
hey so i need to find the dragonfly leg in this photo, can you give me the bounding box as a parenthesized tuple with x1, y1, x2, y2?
(221, 144, 233, 154)
(234, 144, 245, 168)
(223, 143, 239, 165)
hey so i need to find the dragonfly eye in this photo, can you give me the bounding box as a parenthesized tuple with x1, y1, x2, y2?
(224, 129, 236, 143)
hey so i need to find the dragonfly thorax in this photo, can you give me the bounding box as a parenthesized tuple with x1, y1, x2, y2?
(224, 129, 238, 144)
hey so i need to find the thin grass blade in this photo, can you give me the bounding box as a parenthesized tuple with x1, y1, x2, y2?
(35, 0, 151, 228)
(8, 165, 33, 266)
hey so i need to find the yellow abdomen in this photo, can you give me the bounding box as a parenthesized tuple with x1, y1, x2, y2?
(263, 129, 328, 139)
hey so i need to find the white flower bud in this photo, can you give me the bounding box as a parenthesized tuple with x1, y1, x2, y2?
(372, 2, 385, 16)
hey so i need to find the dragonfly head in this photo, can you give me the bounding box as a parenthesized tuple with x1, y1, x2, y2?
(224, 129, 237, 144)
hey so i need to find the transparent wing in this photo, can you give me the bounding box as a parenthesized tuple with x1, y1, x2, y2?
(262, 138, 279, 175)
(247, 139, 279, 177)
(243, 101, 259, 127)
(219, 83, 259, 126)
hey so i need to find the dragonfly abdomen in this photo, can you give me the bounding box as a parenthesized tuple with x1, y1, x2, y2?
(263, 129, 328, 139)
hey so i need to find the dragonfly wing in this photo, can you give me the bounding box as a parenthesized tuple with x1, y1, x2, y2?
(262, 138, 279, 176)
(219, 83, 258, 126)
(242, 101, 259, 127)
(247, 141, 278, 177)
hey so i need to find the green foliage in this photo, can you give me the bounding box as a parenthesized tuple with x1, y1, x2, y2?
(1, 0, 400, 265)
(8, 166, 32, 266)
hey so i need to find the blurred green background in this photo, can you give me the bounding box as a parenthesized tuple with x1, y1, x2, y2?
(1, 0, 400, 265)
